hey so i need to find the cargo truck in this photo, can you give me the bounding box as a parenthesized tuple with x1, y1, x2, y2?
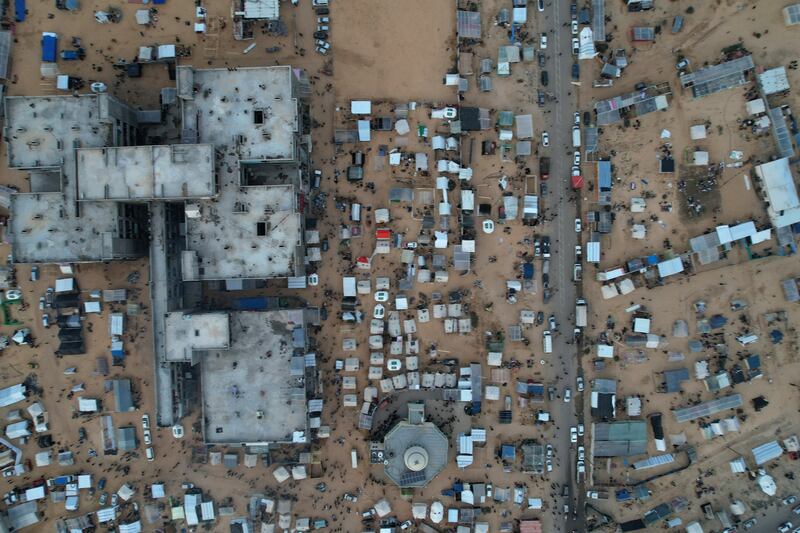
(539, 157, 550, 180)
(575, 298, 587, 328)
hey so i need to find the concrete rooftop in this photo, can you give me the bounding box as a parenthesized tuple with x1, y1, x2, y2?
(163, 311, 231, 362)
(200, 309, 308, 445)
(182, 185, 302, 280)
(77, 145, 216, 201)
(4, 95, 113, 169)
(178, 66, 299, 161)
(3, 95, 125, 263)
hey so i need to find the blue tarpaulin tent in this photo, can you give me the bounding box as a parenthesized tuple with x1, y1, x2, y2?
(15, 0, 25, 22)
(41, 33, 57, 62)
(501, 444, 516, 460)
(709, 314, 728, 329)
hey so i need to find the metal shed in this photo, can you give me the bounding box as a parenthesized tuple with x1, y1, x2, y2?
(457, 10, 481, 39)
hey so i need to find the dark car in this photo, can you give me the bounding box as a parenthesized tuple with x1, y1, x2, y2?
(536, 311, 544, 325)
(313, 31, 328, 40)
(570, 3, 577, 18)
(583, 111, 591, 126)
(97, 477, 106, 490)
(540, 70, 549, 86)
(315, 7, 329, 14)
(571, 63, 580, 80)
(442, 358, 458, 366)
(538, 52, 546, 67)
(537, 90, 546, 107)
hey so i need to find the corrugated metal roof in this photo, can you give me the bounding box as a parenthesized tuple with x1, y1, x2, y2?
(243, 0, 279, 19)
(752, 440, 783, 465)
(457, 10, 481, 39)
(673, 394, 742, 423)
(0, 383, 26, 407)
(680, 55, 754, 98)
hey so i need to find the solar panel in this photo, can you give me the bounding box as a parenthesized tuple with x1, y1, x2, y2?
(399, 470, 427, 486)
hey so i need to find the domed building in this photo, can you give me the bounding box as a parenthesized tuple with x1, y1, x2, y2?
(382, 402, 449, 488)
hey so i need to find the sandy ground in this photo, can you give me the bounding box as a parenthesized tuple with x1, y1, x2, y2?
(576, 0, 800, 529)
(1, 0, 799, 531)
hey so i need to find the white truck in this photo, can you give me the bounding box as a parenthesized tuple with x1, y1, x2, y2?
(575, 298, 587, 328)
(572, 125, 581, 148)
(542, 330, 553, 353)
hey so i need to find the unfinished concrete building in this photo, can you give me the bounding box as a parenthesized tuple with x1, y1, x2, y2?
(176, 66, 311, 282)
(3, 95, 148, 263)
(3, 65, 314, 431)
(164, 309, 315, 446)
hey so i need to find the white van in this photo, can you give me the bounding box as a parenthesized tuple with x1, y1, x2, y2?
(543, 331, 553, 353)
(572, 125, 581, 148)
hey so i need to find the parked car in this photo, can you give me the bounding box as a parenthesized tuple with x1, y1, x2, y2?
(572, 20, 578, 34)
(537, 90, 546, 107)
(578, 446, 585, 461)
(315, 482, 327, 493)
(573, 263, 582, 281)
(400, 520, 413, 530)
(564, 388, 571, 403)
(313, 31, 328, 40)
(97, 477, 106, 490)
(570, 427, 578, 443)
(540, 33, 548, 49)
(538, 52, 546, 67)
(111, 494, 118, 506)
(575, 245, 582, 258)
(99, 492, 108, 505)
(570, 2, 577, 18)
(572, 38, 580, 55)
(573, 111, 580, 125)
(577, 461, 585, 474)
(778, 523, 793, 533)
(575, 218, 582, 232)
(784, 496, 798, 506)
(317, 16, 330, 24)
(546, 459, 553, 472)
(573, 151, 581, 166)
(143, 429, 152, 445)
(548, 314, 557, 331)
(583, 111, 592, 126)
(42, 314, 49, 328)
(576, 376, 584, 392)
(541, 132, 549, 147)
(30, 266, 38, 282)
(536, 311, 544, 326)
(537, 0, 544, 11)
(571, 63, 580, 80)
(578, 423, 585, 436)
(145, 447, 155, 462)
(315, 40, 331, 50)
(540, 70, 549, 86)
(142, 414, 150, 430)
(742, 518, 757, 530)
(343, 493, 359, 503)
(39, 297, 45, 310)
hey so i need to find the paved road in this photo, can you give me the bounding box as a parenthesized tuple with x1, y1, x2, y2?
(538, 1, 583, 530)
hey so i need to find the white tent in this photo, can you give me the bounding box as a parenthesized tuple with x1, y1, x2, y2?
(430, 501, 444, 523)
(578, 27, 597, 59)
(374, 499, 392, 517)
(690, 124, 707, 139)
(273, 466, 290, 483)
